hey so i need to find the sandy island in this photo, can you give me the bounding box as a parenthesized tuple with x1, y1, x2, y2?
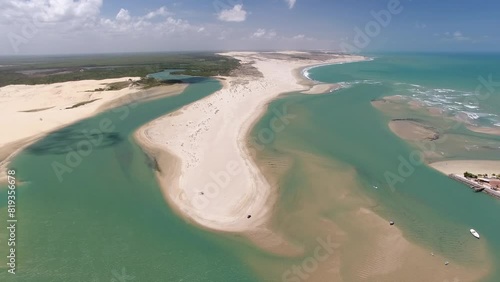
(0, 78, 187, 183)
(388, 119, 440, 141)
(467, 125, 500, 136)
(134, 52, 367, 232)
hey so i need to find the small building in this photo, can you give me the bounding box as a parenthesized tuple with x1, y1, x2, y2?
(478, 178, 490, 183)
(490, 179, 500, 189)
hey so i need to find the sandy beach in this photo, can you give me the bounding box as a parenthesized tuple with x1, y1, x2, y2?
(0, 78, 187, 183)
(135, 52, 367, 232)
(430, 160, 500, 175)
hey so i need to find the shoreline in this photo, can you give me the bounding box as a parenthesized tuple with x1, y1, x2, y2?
(429, 160, 500, 176)
(0, 80, 188, 184)
(300, 57, 373, 82)
(134, 52, 368, 233)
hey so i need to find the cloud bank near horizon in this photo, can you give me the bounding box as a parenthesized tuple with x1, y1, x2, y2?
(0, 0, 498, 55)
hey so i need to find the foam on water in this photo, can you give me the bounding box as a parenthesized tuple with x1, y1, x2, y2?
(395, 82, 500, 127)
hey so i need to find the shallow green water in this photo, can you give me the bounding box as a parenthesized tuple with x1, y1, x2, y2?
(0, 78, 262, 282)
(269, 53, 500, 281)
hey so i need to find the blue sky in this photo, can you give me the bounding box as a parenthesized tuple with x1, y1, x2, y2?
(0, 0, 499, 55)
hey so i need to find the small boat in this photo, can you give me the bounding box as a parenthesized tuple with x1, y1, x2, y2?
(470, 229, 480, 239)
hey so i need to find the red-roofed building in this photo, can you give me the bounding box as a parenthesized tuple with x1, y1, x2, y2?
(490, 179, 500, 190)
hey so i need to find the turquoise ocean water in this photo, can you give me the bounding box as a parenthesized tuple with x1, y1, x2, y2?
(1, 54, 500, 281)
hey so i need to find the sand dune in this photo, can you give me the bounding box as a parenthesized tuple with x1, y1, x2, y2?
(135, 52, 367, 232)
(0, 78, 187, 183)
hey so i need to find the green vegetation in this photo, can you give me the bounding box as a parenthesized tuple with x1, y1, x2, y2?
(106, 80, 131, 91)
(136, 77, 184, 89)
(0, 52, 240, 87)
(464, 171, 478, 178)
(65, 99, 101, 109)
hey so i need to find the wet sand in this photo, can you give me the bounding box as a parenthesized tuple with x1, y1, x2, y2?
(246, 148, 490, 281)
(467, 126, 500, 136)
(301, 83, 342, 94)
(388, 119, 439, 141)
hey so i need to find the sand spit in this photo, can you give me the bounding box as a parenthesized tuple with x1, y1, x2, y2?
(0, 78, 187, 183)
(388, 119, 440, 141)
(135, 52, 367, 232)
(430, 160, 500, 176)
(301, 83, 342, 95)
(467, 125, 500, 136)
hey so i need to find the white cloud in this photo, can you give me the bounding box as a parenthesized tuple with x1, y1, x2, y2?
(217, 4, 247, 22)
(114, 7, 170, 23)
(251, 28, 276, 39)
(100, 13, 202, 37)
(285, 0, 297, 9)
(144, 6, 170, 20)
(116, 9, 131, 21)
(440, 30, 471, 41)
(252, 29, 266, 38)
(0, 1, 326, 54)
(453, 31, 468, 40)
(0, 0, 103, 23)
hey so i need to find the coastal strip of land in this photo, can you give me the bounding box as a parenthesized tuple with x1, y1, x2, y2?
(430, 160, 500, 176)
(0, 78, 188, 184)
(430, 160, 500, 198)
(134, 52, 367, 232)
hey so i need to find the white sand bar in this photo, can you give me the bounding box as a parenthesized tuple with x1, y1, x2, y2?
(136, 52, 366, 232)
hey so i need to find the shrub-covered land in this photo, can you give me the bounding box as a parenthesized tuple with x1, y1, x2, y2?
(0, 52, 240, 87)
